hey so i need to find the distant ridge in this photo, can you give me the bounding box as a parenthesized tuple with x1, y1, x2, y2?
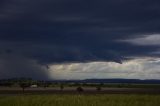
(1, 78, 160, 84)
(51, 79, 160, 84)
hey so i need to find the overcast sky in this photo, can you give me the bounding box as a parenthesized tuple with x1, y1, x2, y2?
(1, 0, 160, 80)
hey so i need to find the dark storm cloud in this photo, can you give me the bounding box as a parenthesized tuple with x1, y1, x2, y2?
(0, 53, 49, 79)
(0, 0, 160, 78)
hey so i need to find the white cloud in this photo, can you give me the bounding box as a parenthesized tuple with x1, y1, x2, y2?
(119, 34, 160, 45)
(48, 57, 160, 80)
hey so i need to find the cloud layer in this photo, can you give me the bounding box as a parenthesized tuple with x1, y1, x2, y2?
(49, 57, 160, 79)
(0, 53, 49, 79)
(0, 0, 160, 79)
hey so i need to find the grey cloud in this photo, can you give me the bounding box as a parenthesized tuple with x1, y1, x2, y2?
(0, 0, 160, 79)
(0, 53, 49, 79)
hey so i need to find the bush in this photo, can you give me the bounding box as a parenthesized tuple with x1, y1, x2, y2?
(60, 84, 64, 91)
(19, 83, 31, 92)
(76, 87, 84, 92)
(96, 86, 102, 91)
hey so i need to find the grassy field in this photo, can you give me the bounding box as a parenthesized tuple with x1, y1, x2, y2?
(0, 94, 160, 106)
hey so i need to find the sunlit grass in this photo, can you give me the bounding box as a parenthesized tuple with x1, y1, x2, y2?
(0, 94, 160, 106)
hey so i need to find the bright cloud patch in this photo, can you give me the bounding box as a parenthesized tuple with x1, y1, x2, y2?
(48, 58, 160, 79)
(119, 34, 160, 45)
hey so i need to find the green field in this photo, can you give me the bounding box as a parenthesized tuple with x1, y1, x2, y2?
(0, 94, 160, 106)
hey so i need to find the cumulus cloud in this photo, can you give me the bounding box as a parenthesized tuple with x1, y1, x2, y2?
(48, 57, 160, 80)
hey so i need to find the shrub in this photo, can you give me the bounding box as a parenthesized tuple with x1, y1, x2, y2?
(76, 87, 84, 92)
(96, 86, 102, 91)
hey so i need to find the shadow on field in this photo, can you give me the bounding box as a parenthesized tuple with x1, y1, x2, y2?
(1, 87, 160, 95)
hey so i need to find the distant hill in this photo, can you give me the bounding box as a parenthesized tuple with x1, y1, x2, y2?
(52, 79, 160, 84)
(1, 78, 160, 84)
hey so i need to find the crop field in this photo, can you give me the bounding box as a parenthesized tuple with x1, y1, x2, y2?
(1, 84, 160, 106)
(0, 94, 160, 106)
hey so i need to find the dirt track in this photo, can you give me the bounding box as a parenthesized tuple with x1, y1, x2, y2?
(1, 87, 160, 95)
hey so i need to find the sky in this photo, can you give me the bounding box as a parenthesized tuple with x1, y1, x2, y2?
(0, 0, 160, 80)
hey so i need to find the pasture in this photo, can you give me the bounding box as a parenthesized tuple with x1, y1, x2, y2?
(0, 94, 160, 106)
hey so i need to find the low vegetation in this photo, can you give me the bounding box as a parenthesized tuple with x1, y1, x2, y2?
(1, 78, 160, 89)
(0, 94, 160, 106)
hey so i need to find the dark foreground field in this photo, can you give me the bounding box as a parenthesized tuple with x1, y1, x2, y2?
(1, 87, 160, 95)
(1, 87, 160, 106)
(0, 94, 160, 106)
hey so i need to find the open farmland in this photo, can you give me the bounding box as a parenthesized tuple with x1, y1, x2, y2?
(1, 87, 160, 95)
(0, 94, 160, 106)
(1, 80, 160, 105)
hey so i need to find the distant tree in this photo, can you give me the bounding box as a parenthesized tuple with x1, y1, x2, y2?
(74, 83, 80, 86)
(43, 84, 48, 88)
(36, 80, 49, 88)
(19, 83, 30, 93)
(18, 78, 32, 93)
(76, 86, 84, 92)
(96, 86, 102, 91)
(1, 82, 12, 87)
(100, 83, 104, 87)
(60, 84, 64, 91)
